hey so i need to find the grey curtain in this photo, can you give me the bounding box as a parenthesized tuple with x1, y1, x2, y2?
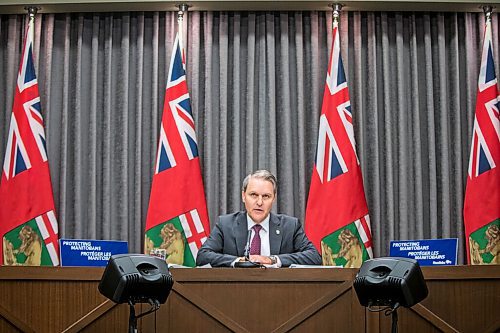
(0, 11, 498, 263)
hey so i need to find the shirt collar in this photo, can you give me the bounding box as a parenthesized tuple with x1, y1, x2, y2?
(246, 213, 270, 232)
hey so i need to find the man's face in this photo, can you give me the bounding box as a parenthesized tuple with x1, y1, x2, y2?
(242, 177, 276, 224)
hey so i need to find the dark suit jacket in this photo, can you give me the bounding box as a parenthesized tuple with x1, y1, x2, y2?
(196, 211, 322, 267)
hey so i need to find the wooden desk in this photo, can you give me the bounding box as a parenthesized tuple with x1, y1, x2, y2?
(0, 266, 498, 333)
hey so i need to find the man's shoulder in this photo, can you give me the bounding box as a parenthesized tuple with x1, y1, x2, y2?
(271, 213, 299, 225)
(218, 211, 245, 224)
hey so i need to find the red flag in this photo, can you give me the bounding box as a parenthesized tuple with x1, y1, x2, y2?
(305, 20, 373, 268)
(463, 15, 500, 265)
(144, 32, 210, 267)
(0, 19, 60, 266)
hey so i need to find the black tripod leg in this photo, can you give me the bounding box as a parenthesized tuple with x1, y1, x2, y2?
(391, 309, 398, 333)
(129, 302, 137, 333)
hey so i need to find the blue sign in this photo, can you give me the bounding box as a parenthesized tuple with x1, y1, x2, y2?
(59, 239, 128, 267)
(390, 238, 458, 266)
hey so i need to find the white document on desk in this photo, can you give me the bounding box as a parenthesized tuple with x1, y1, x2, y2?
(289, 264, 342, 268)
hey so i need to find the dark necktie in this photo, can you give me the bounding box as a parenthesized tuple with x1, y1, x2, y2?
(249, 225, 262, 255)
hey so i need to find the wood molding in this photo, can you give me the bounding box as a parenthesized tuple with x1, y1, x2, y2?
(61, 300, 118, 333)
(483, 318, 500, 333)
(422, 265, 500, 280)
(170, 267, 357, 282)
(0, 266, 104, 281)
(172, 281, 250, 332)
(411, 303, 460, 333)
(272, 281, 353, 333)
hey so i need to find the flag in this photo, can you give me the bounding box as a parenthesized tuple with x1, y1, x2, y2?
(463, 15, 500, 265)
(144, 31, 210, 267)
(0, 18, 60, 266)
(305, 19, 373, 268)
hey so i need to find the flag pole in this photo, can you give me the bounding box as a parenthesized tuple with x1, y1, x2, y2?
(177, 3, 189, 35)
(176, 3, 190, 67)
(24, 6, 38, 38)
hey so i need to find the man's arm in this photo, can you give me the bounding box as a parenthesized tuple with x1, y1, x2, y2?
(277, 219, 322, 267)
(196, 220, 239, 267)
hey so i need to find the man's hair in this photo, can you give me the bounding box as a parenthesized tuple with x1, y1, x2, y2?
(241, 170, 277, 195)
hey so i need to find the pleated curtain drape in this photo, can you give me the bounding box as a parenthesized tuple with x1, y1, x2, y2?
(0, 11, 498, 263)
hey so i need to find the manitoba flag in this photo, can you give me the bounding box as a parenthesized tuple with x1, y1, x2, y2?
(463, 14, 500, 265)
(144, 31, 210, 267)
(305, 19, 373, 268)
(0, 18, 60, 266)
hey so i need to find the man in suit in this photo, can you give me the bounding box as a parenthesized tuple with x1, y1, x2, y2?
(196, 170, 321, 267)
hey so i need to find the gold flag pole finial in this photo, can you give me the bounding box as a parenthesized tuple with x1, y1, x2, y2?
(25, 6, 39, 21)
(177, 3, 190, 22)
(483, 5, 493, 21)
(329, 3, 343, 25)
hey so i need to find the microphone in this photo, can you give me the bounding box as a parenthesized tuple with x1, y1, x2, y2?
(234, 229, 261, 268)
(243, 229, 252, 260)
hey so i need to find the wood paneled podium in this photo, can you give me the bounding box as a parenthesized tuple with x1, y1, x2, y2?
(0, 265, 499, 333)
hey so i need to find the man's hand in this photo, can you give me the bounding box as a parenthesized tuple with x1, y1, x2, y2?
(249, 255, 272, 265)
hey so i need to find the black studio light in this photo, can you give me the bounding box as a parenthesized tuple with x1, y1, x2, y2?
(353, 257, 428, 333)
(99, 254, 173, 333)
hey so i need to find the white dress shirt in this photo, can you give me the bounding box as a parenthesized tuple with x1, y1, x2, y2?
(246, 214, 271, 256)
(244, 214, 281, 267)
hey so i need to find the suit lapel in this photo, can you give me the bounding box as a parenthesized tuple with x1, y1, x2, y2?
(234, 213, 249, 256)
(269, 213, 282, 255)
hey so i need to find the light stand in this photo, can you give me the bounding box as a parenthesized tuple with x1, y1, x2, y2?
(128, 301, 137, 333)
(365, 301, 400, 333)
(354, 257, 428, 333)
(98, 254, 173, 333)
(128, 299, 160, 333)
(390, 305, 398, 333)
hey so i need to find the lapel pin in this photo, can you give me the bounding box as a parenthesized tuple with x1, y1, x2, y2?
(276, 230, 280, 235)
